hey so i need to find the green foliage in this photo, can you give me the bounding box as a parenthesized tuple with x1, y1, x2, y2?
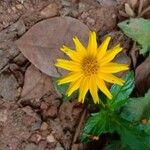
(81, 72, 150, 149)
(81, 110, 109, 142)
(107, 71, 134, 110)
(118, 18, 150, 55)
(53, 78, 78, 100)
(110, 114, 150, 150)
(121, 89, 150, 122)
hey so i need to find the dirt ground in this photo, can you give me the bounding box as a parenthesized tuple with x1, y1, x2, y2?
(0, 0, 149, 150)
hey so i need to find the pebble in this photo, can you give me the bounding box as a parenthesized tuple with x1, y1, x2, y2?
(16, 4, 24, 10)
(46, 106, 57, 118)
(47, 134, 56, 143)
(37, 141, 47, 150)
(40, 122, 48, 131)
(40, 101, 48, 110)
(0, 109, 8, 123)
(31, 120, 42, 131)
(30, 134, 42, 144)
(24, 143, 37, 150)
(55, 142, 64, 150)
(40, 3, 58, 18)
(61, 0, 71, 6)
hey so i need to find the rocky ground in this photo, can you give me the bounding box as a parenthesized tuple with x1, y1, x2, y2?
(0, 0, 150, 150)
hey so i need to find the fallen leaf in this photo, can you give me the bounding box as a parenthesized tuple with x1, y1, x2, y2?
(135, 55, 150, 94)
(129, 0, 138, 8)
(21, 64, 53, 100)
(125, 3, 135, 17)
(16, 17, 90, 77)
(118, 18, 150, 55)
(142, 0, 150, 8)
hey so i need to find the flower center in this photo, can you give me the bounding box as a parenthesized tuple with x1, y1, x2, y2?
(81, 56, 99, 76)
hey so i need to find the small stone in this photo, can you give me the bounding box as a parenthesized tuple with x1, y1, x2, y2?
(41, 122, 48, 131)
(0, 109, 8, 123)
(60, 7, 71, 16)
(11, 6, 17, 13)
(55, 142, 64, 150)
(71, 10, 79, 18)
(17, 87, 22, 97)
(22, 106, 38, 119)
(47, 134, 56, 143)
(40, 101, 48, 110)
(40, 3, 58, 18)
(46, 106, 57, 118)
(61, 0, 71, 6)
(16, 4, 24, 10)
(80, 12, 88, 19)
(31, 120, 42, 131)
(37, 141, 47, 150)
(0, 73, 19, 101)
(13, 53, 27, 66)
(86, 17, 95, 25)
(30, 134, 42, 144)
(24, 143, 37, 150)
(78, 2, 86, 13)
(41, 130, 50, 137)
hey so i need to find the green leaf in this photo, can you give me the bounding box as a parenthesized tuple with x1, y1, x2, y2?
(144, 119, 150, 134)
(107, 72, 134, 110)
(121, 89, 150, 122)
(110, 115, 150, 150)
(118, 18, 150, 55)
(53, 78, 78, 100)
(81, 110, 109, 142)
(120, 89, 150, 149)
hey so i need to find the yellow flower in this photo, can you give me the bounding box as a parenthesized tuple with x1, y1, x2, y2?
(55, 32, 129, 104)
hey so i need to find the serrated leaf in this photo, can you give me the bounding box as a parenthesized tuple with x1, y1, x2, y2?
(118, 18, 150, 55)
(107, 72, 134, 110)
(110, 115, 150, 150)
(53, 78, 78, 100)
(81, 110, 109, 143)
(121, 89, 150, 122)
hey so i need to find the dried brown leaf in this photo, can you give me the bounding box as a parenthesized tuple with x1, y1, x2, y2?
(125, 3, 135, 17)
(135, 56, 150, 94)
(16, 17, 90, 77)
(129, 0, 138, 8)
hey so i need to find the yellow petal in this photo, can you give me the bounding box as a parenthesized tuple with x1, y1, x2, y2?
(97, 36, 111, 59)
(55, 59, 81, 71)
(73, 37, 86, 55)
(100, 63, 129, 73)
(60, 46, 82, 62)
(87, 32, 97, 56)
(78, 77, 89, 103)
(89, 75, 99, 104)
(58, 72, 83, 85)
(66, 77, 83, 96)
(100, 44, 122, 65)
(98, 73, 125, 85)
(96, 78, 112, 99)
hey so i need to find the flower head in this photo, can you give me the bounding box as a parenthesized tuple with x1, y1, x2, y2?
(55, 32, 129, 104)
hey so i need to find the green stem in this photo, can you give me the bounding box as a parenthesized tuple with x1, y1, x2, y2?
(100, 100, 105, 108)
